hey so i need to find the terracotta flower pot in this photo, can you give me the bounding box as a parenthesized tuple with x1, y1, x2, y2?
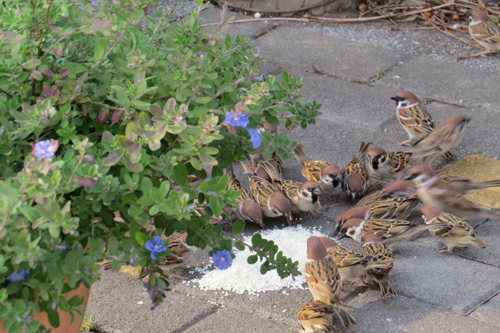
(0, 283, 91, 333)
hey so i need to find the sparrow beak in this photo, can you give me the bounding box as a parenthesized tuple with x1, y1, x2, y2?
(390, 96, 400, 105)
(337, 232, 347, 240)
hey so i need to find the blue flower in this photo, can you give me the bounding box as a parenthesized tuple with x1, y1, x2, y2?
(145, 236, 167, 259)
(34, 140, 54, 159)
(254, 47, 261, 58)
(225, 112, 249, 127)
(6, 269, 30, 282)
(143, 282, 165, 311)
(247, 128, 261, 149)
(212, 250, 233, 270)
(256, 74, 265, 81)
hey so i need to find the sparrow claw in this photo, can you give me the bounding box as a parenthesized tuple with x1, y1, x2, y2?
(308, 210, 319, 219)
(317, 200, 328, 211)
(437, 247, 451, 255)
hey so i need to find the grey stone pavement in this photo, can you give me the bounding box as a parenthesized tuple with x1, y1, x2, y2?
(87, 3, 500, 332)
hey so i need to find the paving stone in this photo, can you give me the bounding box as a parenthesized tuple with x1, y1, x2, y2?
(184, 307, 296, 333)
(346, 294, 499, 333)
(290, 70, 396, 130)
(87, 270, 219, 333)
(469, 291, 500, 328)
(375, 56, 500, 111)
(255, 25, 406, 82)
(389, 242, 500, 315)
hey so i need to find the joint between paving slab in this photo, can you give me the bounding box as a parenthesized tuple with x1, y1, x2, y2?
(464, 288, 500, 316)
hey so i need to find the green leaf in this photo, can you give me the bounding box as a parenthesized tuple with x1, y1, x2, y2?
(159, 181, 170, 197)
(94, 38, 109, 61)
(92, 201, 102, 213)
(22, 58, 41, 70)
(234, 240, 245, 251)
(190, 157, 203, 171)
(247, 255, 258, 264)
(135, 231, 147, 246)
(124, 158, 143, 172)
(252, 233, 262, 247)
(107, 236, 118, 253)
(128, 204, 143, 217)
(102, 152, 122, 166)
(194, 96, 212, 104)
(171, 163, 187, 184)
(198, 152, 217, 165)
(141, 177, 153, 194)
(47, 311, 60, 328)
(232, 219, 245, 235)
(31, 70, 43, 81)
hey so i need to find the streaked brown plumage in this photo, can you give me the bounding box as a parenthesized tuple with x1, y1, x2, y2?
(420, 204, 489, 253)
(342, 142, 371, 202)
(298, 301, 338, 333)
(339, 217, 439, 247)
(405, 165, 500, 221)
(225, 166, 264, 228)
(305, 236, 357, 328)
(391, 91, 435, 146)
(459, 8, 500, 60)
(361, 234, 397, 297)
(240, 160, 294, 226)
(406, 114, 470, 164)
(367, 146, 413, 180)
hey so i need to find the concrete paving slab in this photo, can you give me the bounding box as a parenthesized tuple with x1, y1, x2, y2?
(184, 307, 296, 333)
(469, 291, 500, 328)
(291, 71, 396, 130)
(255, 25, 406, 82)
(199, 5, 281, 39)
(87, 270, 219, 333)
(389, 242, 500, 315)
(346, 293, 498, 333)
(374, 56, 500, 110)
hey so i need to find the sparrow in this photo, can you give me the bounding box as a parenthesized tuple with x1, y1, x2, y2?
(292, 144, 342, 210)
(342, 141, 372, 202)
(390, 91, 455, 160)
(361, 233, 397, 297)
(240, 160, 294, 226)
(405, 165, 500, 221)
(253, 152, 284, 182)
(338, 217, 440, 247)
(103, 232, 197, 280)
(305, 236, 357, 328)
(297, 301, 337, 333)
(406, 114, 470, 164)
(458, 8, 500, 60)
(420, 204, 489, 253)
(318, 236, 370, 287)
(366, 146, 413, 180)
(390, 91, 435, 147)
(225, 167, 264, 228)
(257, 160, 322, 218)
(335, 186, 420, 231)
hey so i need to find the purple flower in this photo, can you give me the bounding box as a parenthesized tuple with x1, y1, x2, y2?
(6, 269, 30, 282)
(52, 301, 57, 311)
(34, 140, 54, 159)
(212, 250, 233, 270)
(225, 112, 249, 127)
(254, 47, 261, 58)
(145, 236, 167, 259)
(57, 244, 67, 250)
(256, 74, 265, 81)
(246, 128, 261, 149)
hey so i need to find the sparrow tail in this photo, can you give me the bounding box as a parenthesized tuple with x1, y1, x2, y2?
(471, 238, 489, 249)
(334, 306, 357, 328)
(379, 280, 397, 297)
(292, 144, 311, 164)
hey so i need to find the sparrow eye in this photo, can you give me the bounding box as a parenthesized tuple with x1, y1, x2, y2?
(400, 102, 408, 107)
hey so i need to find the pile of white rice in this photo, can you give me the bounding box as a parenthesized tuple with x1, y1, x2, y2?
(191, 224, 329, 294)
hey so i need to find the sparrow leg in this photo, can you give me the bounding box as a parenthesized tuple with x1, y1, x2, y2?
(437, 246, 452, 255)
(308, 210, 319, 219)
(286, 215, 297, 227)
(317, 200, 327, 212)
(353, 281, 370, 288)
(397, 139, 412, 147)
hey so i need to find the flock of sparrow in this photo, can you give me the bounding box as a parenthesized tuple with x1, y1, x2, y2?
(102, 6, 500, 331)
(220, 87, 500, 332)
